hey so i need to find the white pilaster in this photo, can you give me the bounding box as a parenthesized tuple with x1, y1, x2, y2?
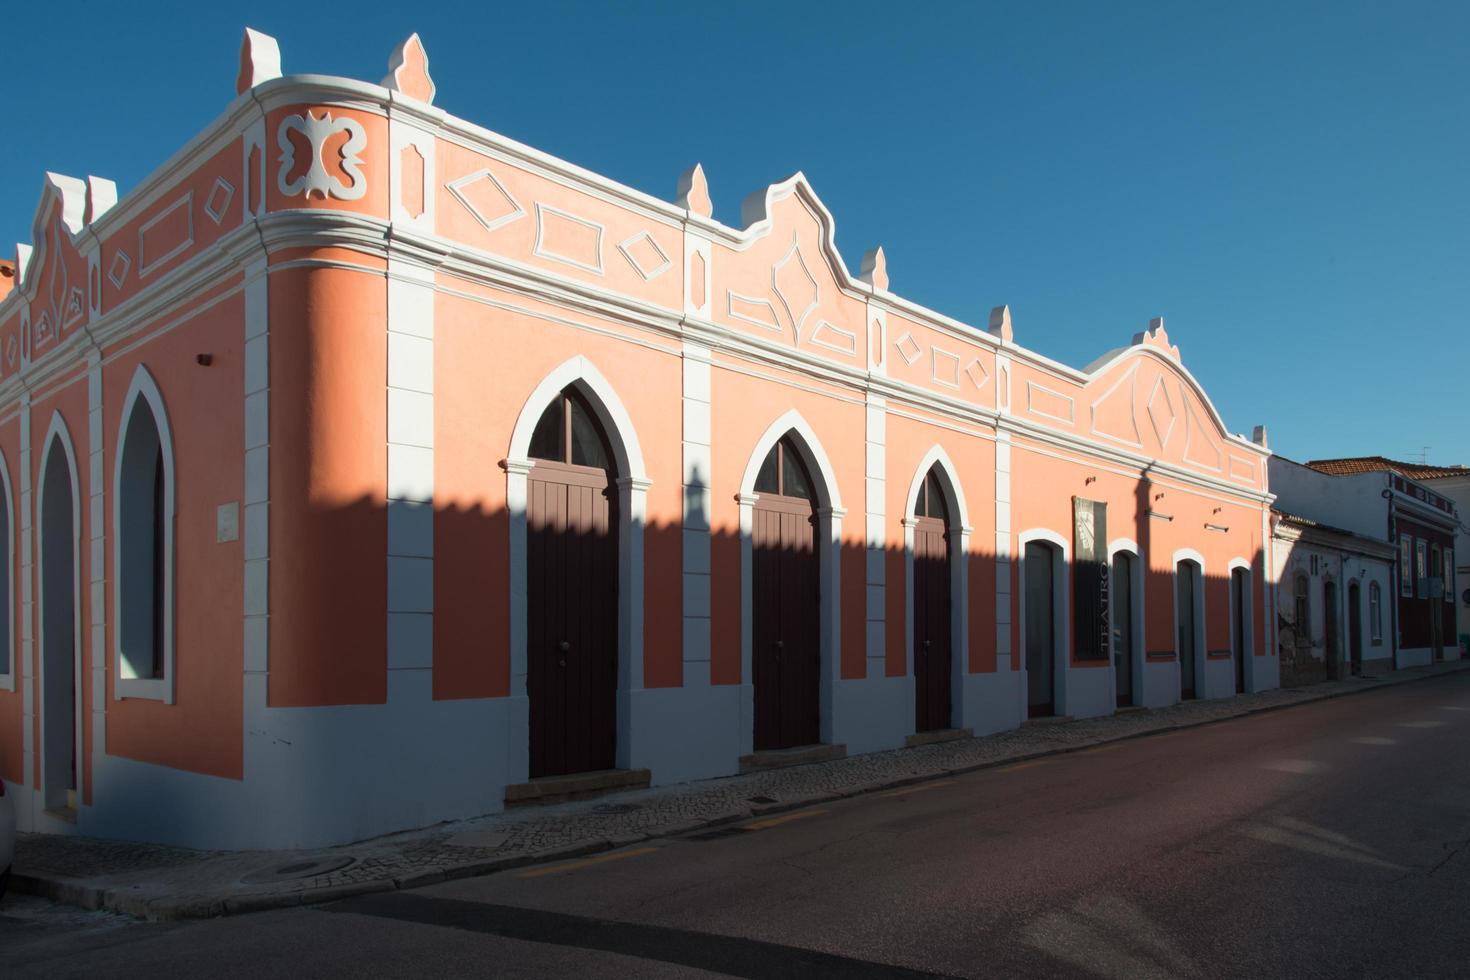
(87, 355, 106, 751)
(386, 259, 435, 702)
(242, 259, 270, 714)
(19, 395, 33, 787)
(995, 432, 1013, 672)
(865, 394, 887, 679)
(682, 342, 712, 686)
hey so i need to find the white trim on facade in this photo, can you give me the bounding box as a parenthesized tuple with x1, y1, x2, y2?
(505, 355, 649, 779)
(36, 411, 84, 815)
(1017, 527, 1070, 717)
(1172, 547, 1208, 702)
(110, 364, 177, 703)
(737, 409, 845, 753)
(0, 446, 15, 693)
(1227, 556, 1255, 693)
(1108, 537, 1146, 707)
(902, 446, 972, 731)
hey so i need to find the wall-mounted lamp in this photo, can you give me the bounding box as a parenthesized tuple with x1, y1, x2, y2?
(1154, 491, 1166, 501)
(1084, 476, 1097, 485)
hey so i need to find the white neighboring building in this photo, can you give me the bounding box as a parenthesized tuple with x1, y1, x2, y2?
(1420, 469, 1470, 653)
(1273, 456, 1462, 667)
(1270, 510, 1396, 684)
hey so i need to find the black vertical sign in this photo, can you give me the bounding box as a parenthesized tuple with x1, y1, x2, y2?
(1073, 498, 1110, 661)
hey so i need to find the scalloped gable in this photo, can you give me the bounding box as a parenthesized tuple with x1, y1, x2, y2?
(707, 174, 880, 360)
(1082, 332, 1263, 485)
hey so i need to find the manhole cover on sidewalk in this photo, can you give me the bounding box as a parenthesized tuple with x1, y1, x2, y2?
(240, 855, 355, 884)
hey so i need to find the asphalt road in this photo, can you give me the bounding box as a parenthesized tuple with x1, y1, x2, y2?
(5, 672, 1469, 979)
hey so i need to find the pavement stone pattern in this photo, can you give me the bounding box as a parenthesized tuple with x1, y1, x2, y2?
(11, 661, 1469, 920)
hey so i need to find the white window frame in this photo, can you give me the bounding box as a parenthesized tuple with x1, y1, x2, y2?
(1400, 536, 1413, 597)
(1369, 581, 1382, 645)
(112, 365, 177, 703)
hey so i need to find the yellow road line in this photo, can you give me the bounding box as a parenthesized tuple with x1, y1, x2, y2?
(877, 780, 955, 799)
(518, 846, 658, 878)
(994, 759, 1049, 773)
(743, 809, 827, 831)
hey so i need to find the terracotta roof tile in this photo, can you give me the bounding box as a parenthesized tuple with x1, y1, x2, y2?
(1305, 456, 1470, 480)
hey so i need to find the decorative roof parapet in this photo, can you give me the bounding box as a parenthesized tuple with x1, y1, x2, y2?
(1132, 315, 1180, 361)
(675, 163, 712, 218)
(382, 33, 435, 105)
(235, 28, 282, 95)
(987, 304, 1012, 344)
(859, 246, 888, 291)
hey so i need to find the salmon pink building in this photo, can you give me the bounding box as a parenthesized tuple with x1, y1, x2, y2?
(0, 31, 1277, 849)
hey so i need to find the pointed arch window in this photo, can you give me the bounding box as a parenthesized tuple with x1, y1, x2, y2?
(528, 388, 612, 471)
(114, 367, 175, 702)
(914, 469, 950, 522)
(753, 436, 813, 500)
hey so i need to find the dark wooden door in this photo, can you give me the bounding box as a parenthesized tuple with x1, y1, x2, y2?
(752, 437, 821, 751)
(1177, 561, 1198, 699)
(1348, 582, 1363, 675)
(1025, 541, 1056, 717)
(527, 389, 619, 779)
(1113, 552, 1134, 707)
(913, 516, 952, 732)
(1232, 568, 1249, 693)
(1323, 582, 1339, 680)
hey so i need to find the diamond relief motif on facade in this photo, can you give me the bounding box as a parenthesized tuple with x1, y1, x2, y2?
(108, 250, 131, 289)
(1147, 374, 1176, 449)
(894, 332, 922, 365)
(446, 168, 525, 233)
(617, 231, 672, 281)
(772, 236, 818, 340)
(964, 357, 990, 391)
(204, 177, 235, 225)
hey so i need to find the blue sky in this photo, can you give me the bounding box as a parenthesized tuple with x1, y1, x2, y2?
(5, 2, 1466, 464)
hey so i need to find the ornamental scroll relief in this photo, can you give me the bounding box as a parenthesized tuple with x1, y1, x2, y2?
(276, 111, 367, 202)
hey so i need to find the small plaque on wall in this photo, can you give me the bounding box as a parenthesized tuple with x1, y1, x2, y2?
(217, 501, 240, 543)
(1073, 497, 1109, 661)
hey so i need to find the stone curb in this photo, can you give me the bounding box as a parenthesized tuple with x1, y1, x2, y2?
(15, 661, 1469, 922)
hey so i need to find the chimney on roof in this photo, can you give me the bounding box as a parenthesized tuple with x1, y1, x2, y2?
(1251, 425, 1268, 449)
(0, 259, 14, 303)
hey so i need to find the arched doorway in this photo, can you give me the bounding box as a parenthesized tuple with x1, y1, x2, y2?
(1024, 540, 1060, 718)
(525, 386, 619, 778)
(1323, 581, 1339, 680)
(912, 466, 952, 732)
(752, 435, 820, 750)
(39, 426, 80, 812)
(1112, 551, 1136, 707)
(1231, 567, 1250, 693)
(1347, 581, 1363, 676)
(1176, 559, 1201, 700)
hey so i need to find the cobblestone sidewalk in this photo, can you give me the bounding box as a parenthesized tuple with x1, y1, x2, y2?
(12, 660, 1470, 920)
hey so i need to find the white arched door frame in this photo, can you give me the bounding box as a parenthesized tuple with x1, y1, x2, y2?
(902, 446, 972, 731)
(505, 356, 650, 778)
(738, 409, 844, 754)
(1017, 528, 1071, 718)
(0, 446, 15, 694)
(112, 364, 177, 703)
(36, 411, 83, 814)
(1227, 557, 1255, 693)
(1172, 547, 1208, 700)
(1108, 538, 1145, 709)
